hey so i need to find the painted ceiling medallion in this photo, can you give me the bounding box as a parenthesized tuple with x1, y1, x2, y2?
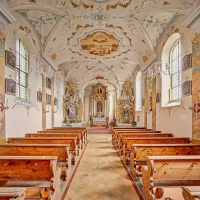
(80, 31, 120, 56)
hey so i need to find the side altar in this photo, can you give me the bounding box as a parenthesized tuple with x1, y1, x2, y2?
(116, 81, 135, 124)
(63, 80, 83, 124)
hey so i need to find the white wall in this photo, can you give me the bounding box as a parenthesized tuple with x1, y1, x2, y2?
(4, 15, 64, 138)
(155, 16, 193, 138)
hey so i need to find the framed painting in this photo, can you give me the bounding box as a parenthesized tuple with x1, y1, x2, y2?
(46, 93, 51, 105)
(37, 91, 42, 102)
(156, 92, 161, 103)
(46, 78, 51, 90)
(5, 78, 16, 95)
(5, 50, 16, 70)
(182, 80, 192, 96)
(182, 53, 192, 71)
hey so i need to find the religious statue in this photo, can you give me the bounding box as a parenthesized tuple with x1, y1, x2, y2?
(69, 107, 75, 116)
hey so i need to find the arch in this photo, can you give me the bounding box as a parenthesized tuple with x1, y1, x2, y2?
(161, 33, 181, 107)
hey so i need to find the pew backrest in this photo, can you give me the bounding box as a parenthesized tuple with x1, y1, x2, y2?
(130, 144, 200, 179)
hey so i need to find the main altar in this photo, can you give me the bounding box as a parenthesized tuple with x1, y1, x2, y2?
(89, 83, 109, 127)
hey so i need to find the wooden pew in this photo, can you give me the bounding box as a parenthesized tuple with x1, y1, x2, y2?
(0, 187, 26, 200)
(182, 186, 200, 200)
(142, 155, 200, 200)
(0, 144, 72, 180)
(117, 133, 173, 155)
(8, 137, 78, 164)
(112, 127, 148, 143)
(39, 129, 87, 143)
(130, 144, 200, 180)
(113, 130, 161, 147)
(122, 137, 190, 164)
(26, 132, 83, 149)
(0, 156, 61, 200)
(112, 128, 150, 142)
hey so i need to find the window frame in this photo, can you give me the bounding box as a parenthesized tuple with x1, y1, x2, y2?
(169, 39, 181, 102)
(16, 38, 29, 101)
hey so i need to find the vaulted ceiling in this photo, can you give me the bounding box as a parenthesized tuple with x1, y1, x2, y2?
(2, 0, 199, 90)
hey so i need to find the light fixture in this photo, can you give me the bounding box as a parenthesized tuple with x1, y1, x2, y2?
(148, 0, 170, 79)
(31, 11, 54, 79)
(148, 61, 170, 78)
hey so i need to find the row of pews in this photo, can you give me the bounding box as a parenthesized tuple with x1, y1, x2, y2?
(112, 127, 200, 200)
(0, 127, 88, 200)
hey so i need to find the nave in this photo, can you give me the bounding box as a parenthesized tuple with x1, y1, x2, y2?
(64, 130, 141, 200)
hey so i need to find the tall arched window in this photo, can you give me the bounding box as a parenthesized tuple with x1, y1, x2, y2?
(136, 71, 142, 111)
(170, 40, 181, 101)
(16, 39, 28, 100)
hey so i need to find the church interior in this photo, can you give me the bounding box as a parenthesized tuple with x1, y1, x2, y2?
(0, 0, 200, 199)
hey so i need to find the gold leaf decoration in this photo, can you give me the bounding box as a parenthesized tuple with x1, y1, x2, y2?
(163, 1, 171, 5)
(70, 0, 93, 10)
(142, 56, 148, 62)
(142, 39, 146, 44)
(107, 0, 132, 10)
(51, 54, 57, 60)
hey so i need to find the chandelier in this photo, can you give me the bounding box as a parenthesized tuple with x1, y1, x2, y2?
(148, 61, 170, 79)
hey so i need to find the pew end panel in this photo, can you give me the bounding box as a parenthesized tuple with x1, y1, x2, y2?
(0, 156, 61, 200)
(141, 156, 200, 200)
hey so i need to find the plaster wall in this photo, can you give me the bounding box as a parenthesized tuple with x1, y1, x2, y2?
(4, 18, 64, 137)
(155, 17, 193, 138)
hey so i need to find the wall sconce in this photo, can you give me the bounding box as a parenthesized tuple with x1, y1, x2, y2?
(189, 96, 200, 119)
(0, 99, 9, 111)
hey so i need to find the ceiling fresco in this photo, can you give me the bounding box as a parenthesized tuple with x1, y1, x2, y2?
(138, 12, 181, 49)
(2, 0, 199, 89)
(17, 9, 62, 44)
(80, 31, 120, 56)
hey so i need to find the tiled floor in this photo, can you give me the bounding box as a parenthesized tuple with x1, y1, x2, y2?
(64, 130, 140, 200)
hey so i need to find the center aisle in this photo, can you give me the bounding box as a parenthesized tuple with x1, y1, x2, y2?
(64, 130, 140, 200)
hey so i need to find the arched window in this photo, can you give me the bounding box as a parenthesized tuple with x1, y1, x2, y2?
(170, 40, 181, 101)
(136, 71, 142, 111)
(161, 33, 181, 107)
(16, 38, 28, 100)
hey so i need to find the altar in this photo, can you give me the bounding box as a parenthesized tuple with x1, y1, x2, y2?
(93, 118, 106, 127)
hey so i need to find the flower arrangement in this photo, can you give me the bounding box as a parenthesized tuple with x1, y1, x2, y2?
(131, 120, 137, 127)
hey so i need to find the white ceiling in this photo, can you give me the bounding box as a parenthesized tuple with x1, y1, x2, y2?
(2, 0, 199, 91)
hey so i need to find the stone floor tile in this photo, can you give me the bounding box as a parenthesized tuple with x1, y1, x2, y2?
(64, 131, 140, 200)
